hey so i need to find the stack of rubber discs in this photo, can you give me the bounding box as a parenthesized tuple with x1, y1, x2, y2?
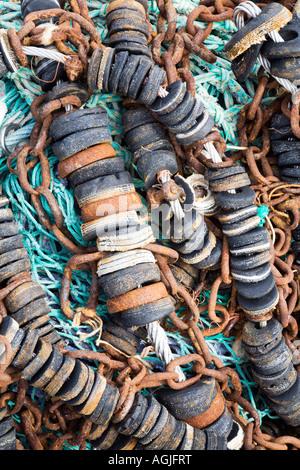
(97, 249, 176, 328)
(242, 318, 300, 427)
(89, 385, 241, 450)
(206, 162, 279, 321)
(149, 79, 215, 146)
(101, 316, 147, 356)
(0, 314, 243, 449)
(269, 112, 300, 186)
(87, 45, 166, 106)
(222, 2, 293, 82)
(0, 316, 120, 428)
(51, 105, 154, 250)
(0, 407, 16, 450)
(106, 0, 151, 59)
(122, 106, 178, 189)
(0, 188, 65, 346)
(122, 106, 222, 271)
(260, 13, 300, 80)
(20, 0, 67, 91)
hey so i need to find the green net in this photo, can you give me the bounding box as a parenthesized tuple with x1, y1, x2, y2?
(0, 0, 281, 449)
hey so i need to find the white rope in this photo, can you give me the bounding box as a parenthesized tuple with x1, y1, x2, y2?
(146, 321, 186, 382)
(233, 1, 299, 100)
(22, 46, 69, 63)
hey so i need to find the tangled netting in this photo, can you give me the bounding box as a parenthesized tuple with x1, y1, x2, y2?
(0, 0, 281, 450)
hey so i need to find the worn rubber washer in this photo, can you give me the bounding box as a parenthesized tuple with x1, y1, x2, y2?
(52, 127, 112, 161)
(115, 295, 175, 327)
(50, 107, 108, 142)
(277, 150, 300, 167)
(133, 395, 162, 440)
(87, 47, 103, 90)
(86, 381, 119, 425)
(218, 204, 257, 225)
(251, 336, 292, 375)
(137, 65, 166, 106)
(0, 258, 31, 283)
(117, 54, 141, 97)
(172, 221, 207, 255)
(234, 272, 275, 299)
(231, 43, 262, 82)
(162, 420, 186, 450)
(74, 371, 107, 416)
(214, 185, 256, 210)
(115, 41, 152, 57)
(270, 139, 300, 156)
(108, 50, 129, 94)
(178, 424, 194, 450)
(0, 235, 23, 255)
(209, 172, 251, 192)
(193, 237, 222, 269)
(20, 339, 53, 381)
(261, 16, 300, 59)
(124, 122, 167, 153)
(136, 150, 178, 189)
(67, 367, 96, 406)
(122, 107, 157, 133)
(231, 261, 271, 283)
(116, 392, 148, 435)
(107, 282, 168, 314)
(98, 262, 160, 298)
(10, 298, 51, 327)
(127, 56, 153, 100)
(221, 215, 261, 238)
(227, 226, 269, 250)
(57, 143, 116, 179)
(142, 412, 177, 450)
(281, 166, 300, 178)
(106, 0, 146, 18)
(223, 2, 292, 60)
(168, 98, 204, 134)
(91, 424, 119, 450)
(109, 30, 148, 46)
(44, 354, 77, 397)
(68, 157, 125, 188)
(56, 360, 90, 402)
(252, 361, 297, 397)
(106, 7, 145, 27)
(0, 247, 28, 269)
(238, 285, 279, 316)
(157, 375, 216, 420)
(108, 16, 149, 36)
(74, 170, 134, 207)
(45, 81, 88, 104)
(4, 281, 46, 314)
(190, 428, 206, 450)
(158, 91, 195, 127)
(203, 406, 233, 438)
(175, 111, 215, 146)
(0, 220, 20, 238)
(11, 328, 40, 369)
(150, 80, 187, 115)
(180, 229, 216, 264)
